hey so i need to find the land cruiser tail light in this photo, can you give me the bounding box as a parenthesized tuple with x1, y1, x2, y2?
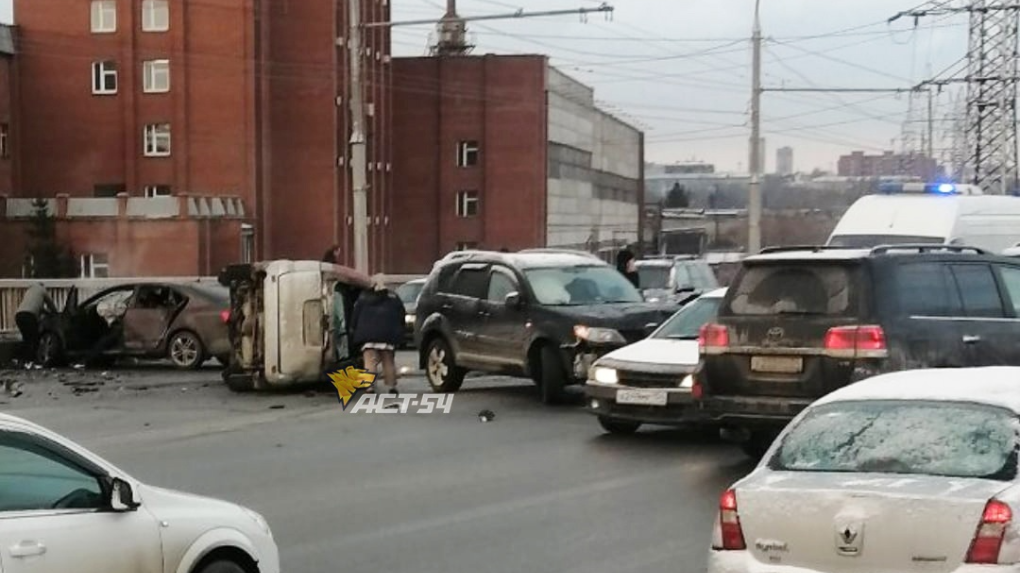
(713, 489, 746, 551)
(823, 325, 886, 357)
(966, 499, 1012, 564)
(699, 324, 730, 353)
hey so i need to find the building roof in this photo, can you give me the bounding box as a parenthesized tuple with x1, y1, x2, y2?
(815, 367, 1020, 414)
(0, 25, 14, 56)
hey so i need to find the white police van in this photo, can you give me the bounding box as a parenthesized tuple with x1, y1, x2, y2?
(828, 182, 1020, 253)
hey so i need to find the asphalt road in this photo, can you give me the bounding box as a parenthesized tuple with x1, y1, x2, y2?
(0, 353, 754, 573)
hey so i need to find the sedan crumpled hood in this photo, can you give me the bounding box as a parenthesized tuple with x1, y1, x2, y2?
(597, 338, 699, 370)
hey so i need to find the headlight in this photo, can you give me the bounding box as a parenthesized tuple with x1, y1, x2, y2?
(405, 314, 415, 325)
(574, 325, 626, 345)
(242, 508, 273, 537)
(681, 374, 694, 389)
(592, 367, 618, 384)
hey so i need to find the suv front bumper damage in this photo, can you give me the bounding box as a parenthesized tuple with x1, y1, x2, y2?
(564, 341, 622, 382)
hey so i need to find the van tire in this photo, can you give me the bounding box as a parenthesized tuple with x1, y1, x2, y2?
(539, 345, 569, 405)
(424, 337, 465, 393)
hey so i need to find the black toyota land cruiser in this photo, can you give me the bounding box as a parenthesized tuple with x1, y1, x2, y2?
(415, 250, 676, 404)
(696, 244, 1020, 457)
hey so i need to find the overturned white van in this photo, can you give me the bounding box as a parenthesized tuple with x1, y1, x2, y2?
(827, 183, 1020, 253)
(217, 260, 373, 392)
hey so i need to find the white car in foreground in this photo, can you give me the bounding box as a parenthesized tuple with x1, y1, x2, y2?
(708, 367, 1020, 573)
(0, 413, 279, 573)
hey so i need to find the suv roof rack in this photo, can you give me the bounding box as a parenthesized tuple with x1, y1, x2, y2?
(869, 244, 988, 256)
(757, 245, 848, 255)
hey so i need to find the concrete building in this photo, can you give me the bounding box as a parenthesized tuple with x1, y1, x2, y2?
(390, 55, 643, 273)
(777, 146, 794, 176)
(837, 150, 938, 179)
(5, 0, 392, 277)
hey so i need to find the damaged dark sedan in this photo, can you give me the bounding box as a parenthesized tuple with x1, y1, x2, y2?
(17, 282, 232, 370)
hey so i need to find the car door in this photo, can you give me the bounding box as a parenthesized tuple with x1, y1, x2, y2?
(0, 428, 162, 573)
(883, 261, 968, 369)
(264, 266, 327, 382)
(121, 285, 177, 352)
(444, 263, 490, 365)
(946, 262, 1014, 366)
(477, 266, 527, 367)
(987, 263, 1020, 365)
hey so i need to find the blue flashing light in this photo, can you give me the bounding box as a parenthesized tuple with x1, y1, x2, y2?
(936, 183, 956, 194)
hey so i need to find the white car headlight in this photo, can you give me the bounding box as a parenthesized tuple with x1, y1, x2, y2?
(574, 325, 626, 345)
(242, 508, 272, 537)
(405, 314, 415, 325)
(681, 374, 694, 389)
(592, 367, 618, 384)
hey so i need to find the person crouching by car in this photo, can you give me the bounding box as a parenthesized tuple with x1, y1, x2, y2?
(351, 277, 406, 395)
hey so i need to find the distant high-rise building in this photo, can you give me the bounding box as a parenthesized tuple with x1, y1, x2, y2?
(777, 147, 794, 176)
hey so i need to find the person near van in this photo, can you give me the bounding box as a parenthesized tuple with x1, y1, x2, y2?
(616, 249, 641, 288)
(350, 278, 406, 395)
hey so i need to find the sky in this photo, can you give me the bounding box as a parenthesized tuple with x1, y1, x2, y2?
(391, 0, 971, 174)
(0, 0, 970, 173)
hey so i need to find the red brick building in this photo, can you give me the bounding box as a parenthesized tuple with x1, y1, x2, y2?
(3, 0, 393, 277)
(390, 54, 644, 273)
(837, 150, 939, 179)
(0, 24, 16, 196)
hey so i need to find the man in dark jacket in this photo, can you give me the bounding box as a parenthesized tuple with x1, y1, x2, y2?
(350, 277, 406, 395)
(616, 249, 641, 288)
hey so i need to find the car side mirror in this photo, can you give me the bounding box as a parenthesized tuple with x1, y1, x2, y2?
(107, 477, 140, 512)
(505, 292, 523, 309)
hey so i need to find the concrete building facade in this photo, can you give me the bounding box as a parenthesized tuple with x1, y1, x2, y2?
(776, 146, 794, 176)
(390, 55, 643, 273)
(6, 0, 393, 277)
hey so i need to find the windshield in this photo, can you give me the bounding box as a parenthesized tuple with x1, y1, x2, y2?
(396, 281, 424, 304)
(828, 234, 944, 248)
(637, 266, 670, 289)
(524, 266, 644, 306)
(771, 400, 1019, 480)
(726, 263, 858, 316)
(652, 296, 722, 340)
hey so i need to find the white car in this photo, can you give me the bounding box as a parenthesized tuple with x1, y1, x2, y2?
(0, 413, 279, 573)
(585, 288, 726, 434)
(708, 367, 1020, 573)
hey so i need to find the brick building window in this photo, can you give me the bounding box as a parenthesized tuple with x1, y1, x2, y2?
(456, 191, 479, 217)
(80, 254, 110, 278)
(143, 60, 170, 93)
(141, 0, 170, 32)
(457, 141, 479, 167)
(144, 185, 172, 197)
(92, 61, 118, 95)
(0, 123, 9, 159)
(94, 183, 126, 197)
(90, 0, 117, 33)
(143, 123, 171, 156)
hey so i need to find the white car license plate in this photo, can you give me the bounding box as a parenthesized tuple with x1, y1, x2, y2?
(617, 389, 668, 406)
(751, 356, 803, 374)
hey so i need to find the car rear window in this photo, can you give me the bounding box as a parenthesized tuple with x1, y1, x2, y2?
(726, 263, 857, 316)
(770, 400, 1019, 480)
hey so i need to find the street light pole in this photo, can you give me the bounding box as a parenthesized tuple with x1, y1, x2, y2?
(748, 0, 763, 254)
(349, 0, 369, 274)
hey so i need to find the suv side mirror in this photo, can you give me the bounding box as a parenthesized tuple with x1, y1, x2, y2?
(107, 477, 140, 512)
(505, 292, 523, 309)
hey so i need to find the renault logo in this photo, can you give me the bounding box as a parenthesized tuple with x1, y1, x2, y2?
(835, 521, 863, 556)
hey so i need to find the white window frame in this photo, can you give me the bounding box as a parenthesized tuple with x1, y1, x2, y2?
(143, 185, 171, 197)
(80, 254, 110, 278)
(90, 0, 117, 33)
(456, 191, 479, 218)
(0, 123, 9, 159)
(142, 59, 170, 93)
(457, 140, 479, 167)
(91, 61, 118, 95)
(141, 0, 170, 32)
(143, 123, 171, 157)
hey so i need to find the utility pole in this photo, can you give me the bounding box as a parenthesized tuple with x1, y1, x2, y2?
(348, 0, 369, 273)
(748, 0, 763, 254)
(927, 88, 935, 180)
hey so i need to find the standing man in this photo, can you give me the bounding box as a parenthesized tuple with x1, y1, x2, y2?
(350, 277, 406, 395)
(616, 248, 641, 288)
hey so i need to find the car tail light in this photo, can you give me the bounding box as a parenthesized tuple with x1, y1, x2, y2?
(220, 310, 231, 324)
(699, 324, 730, 352)
(823, 325, 886, 356)
(714, 489, 746, 551)
(966, 500, 1012, 564)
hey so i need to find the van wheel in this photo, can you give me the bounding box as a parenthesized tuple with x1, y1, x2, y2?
(740, 430, 778, 460)
(598, 416, 641, 434)
(425, 338, 465, 393)
(538, 345, 569, 405)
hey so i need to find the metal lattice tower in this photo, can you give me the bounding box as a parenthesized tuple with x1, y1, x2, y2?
(964, 0, 1020, 193)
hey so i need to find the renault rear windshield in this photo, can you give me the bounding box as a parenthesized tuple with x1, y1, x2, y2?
(724, 262, 860, 317)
